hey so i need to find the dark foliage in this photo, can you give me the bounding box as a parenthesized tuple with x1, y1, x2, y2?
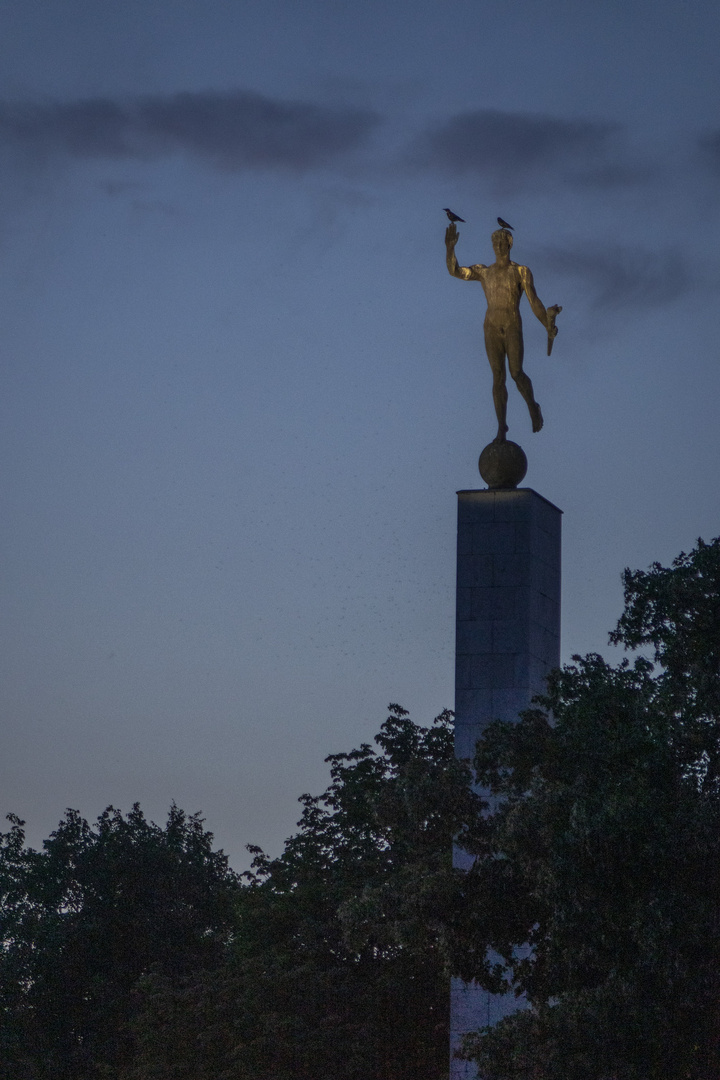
(4, 537, 720, 1079)
(0, 804, 239, 1079)
(461, 537, 720, 1080)
(124, 706, 481, 1080)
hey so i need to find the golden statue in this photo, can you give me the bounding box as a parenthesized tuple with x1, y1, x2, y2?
(445, 223, 561, 444)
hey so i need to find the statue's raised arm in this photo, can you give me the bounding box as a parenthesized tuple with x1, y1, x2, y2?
(445, 222, 476, 280)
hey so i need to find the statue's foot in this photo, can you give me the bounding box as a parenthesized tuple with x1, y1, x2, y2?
(493, 425, 508, 444)
(530, 403, 543, 432)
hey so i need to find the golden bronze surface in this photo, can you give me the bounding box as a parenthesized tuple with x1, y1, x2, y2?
(445, 222, 561, 443)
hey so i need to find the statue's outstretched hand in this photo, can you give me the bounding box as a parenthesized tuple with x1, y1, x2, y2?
(445, 222, 459, 246)
(546, 304, 562, 355)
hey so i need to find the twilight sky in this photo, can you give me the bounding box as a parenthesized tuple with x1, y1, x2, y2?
(2, 0, 720, 867)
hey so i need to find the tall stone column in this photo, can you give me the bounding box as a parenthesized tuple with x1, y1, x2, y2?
(450, 486, 561, 1079)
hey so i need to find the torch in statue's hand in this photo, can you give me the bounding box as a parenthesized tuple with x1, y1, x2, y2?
(546, 304, 562, 356)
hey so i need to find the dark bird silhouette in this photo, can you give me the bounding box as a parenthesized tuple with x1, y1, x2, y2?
(444, 208, 465, 223)
(497, 217, 514, 230)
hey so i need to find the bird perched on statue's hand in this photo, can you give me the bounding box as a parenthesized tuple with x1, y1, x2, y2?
(444, 208, 465, 223)
(497, 217, 514, 230)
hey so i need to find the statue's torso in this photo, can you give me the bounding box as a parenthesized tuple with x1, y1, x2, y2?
(470, 261, 527, 326)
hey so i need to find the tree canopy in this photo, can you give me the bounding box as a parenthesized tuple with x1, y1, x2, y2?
(2, 536, 720, 1079)
(1, 709, 479, 1080)
(125, 706, 481, 1080)
(461, 537, 720, 1079)
(0, 803, 240, 1079)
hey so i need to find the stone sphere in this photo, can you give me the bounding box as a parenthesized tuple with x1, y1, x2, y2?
(478, 440, 528, 489)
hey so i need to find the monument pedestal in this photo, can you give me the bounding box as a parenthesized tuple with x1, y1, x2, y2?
(450, 487, 561, 1078)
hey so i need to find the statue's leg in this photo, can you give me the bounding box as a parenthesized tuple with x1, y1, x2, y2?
(507, 330, 543, 433)
(484, 323, 508, 442)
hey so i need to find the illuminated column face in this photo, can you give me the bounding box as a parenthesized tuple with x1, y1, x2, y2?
(451, 487, 561, 1079)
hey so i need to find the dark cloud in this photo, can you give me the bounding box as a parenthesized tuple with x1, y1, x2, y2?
(408, 110, 641, 191)
(0, 91, 380, 172)
(540, 242, 691, 312)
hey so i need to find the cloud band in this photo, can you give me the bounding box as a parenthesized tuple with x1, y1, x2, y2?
(0, 90, 380, 172)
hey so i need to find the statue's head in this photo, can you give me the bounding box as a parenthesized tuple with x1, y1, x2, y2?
(491, 228, 513, 255)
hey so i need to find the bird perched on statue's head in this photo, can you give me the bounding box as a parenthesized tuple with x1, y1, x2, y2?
(444, 208, 465, 223)
(497, 217, 514, 230)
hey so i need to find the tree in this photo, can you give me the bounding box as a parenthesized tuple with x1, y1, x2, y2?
(7, 538, 719, 1079)
(0, 803, 239, 1080)
(610, 535, 720, 787)
(459, 537, 720, 1079)
(125, 706, 483, 1080)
